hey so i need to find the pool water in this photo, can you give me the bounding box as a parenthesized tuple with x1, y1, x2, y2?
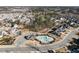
(35, 36, 54, 44)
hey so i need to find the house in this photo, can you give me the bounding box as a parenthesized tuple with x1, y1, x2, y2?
(0, 30, 8, 38)
(10, 28, 21, 36)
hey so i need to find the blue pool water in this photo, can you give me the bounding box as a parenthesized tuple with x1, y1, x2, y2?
(35, 36, 54, 43)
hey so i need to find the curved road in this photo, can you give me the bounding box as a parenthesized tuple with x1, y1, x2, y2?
(0, 28, 79, 52)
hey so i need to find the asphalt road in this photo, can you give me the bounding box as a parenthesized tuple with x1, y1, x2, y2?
(0, 28, 79, 52)
(13, 36, 26, 47)
(37, 29, 79, 52)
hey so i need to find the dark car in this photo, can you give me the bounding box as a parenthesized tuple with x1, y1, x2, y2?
(48, 50, 54, 53)
(24, 35, 32, 40)
(24, 36, 28, 39)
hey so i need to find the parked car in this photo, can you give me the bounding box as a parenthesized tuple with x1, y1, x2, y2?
(24, 35, 32, 40)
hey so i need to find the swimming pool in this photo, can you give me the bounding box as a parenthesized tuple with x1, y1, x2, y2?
(35, 36, 54, 44)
